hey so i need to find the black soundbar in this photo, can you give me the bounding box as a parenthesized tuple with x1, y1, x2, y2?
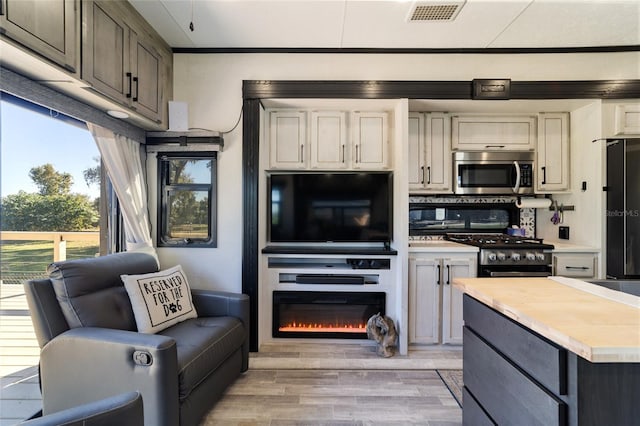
(295, 274, 365, 285)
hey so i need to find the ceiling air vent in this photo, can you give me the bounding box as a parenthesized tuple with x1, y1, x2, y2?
(407, 1, 466, 22)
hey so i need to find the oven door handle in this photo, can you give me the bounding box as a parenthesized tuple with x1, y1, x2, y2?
(489, 271, 551, 277)
(512, 161, 521, 193)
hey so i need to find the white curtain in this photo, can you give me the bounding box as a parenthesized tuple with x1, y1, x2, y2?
(88, 123, 157, 259)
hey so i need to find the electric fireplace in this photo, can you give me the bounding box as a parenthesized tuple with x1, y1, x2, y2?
(273, 291, 386, 339)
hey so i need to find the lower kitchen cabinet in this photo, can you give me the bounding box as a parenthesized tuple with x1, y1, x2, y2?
(463, 294, 640, 426)
(553, 252, 597, 278)
(408, 254, 476, 345)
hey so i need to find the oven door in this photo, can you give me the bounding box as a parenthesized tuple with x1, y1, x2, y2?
(453, 152, 534, 195)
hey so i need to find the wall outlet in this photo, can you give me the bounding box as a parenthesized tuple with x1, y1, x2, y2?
(559, 226, 570, 240)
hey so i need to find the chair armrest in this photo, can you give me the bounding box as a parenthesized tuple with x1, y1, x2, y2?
(192, 290, 250, 371)
(19, 391, 143, 426)
(40, 328, 178, 426)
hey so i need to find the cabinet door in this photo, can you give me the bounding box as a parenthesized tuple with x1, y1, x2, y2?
(351, 112, 389, 169)
(309, 111, 347, 169)
(408, 113, 426, 190)
(614, 104, 640, 135)
(1, 0, 79, 73)
(130, 30, 163, 123)
(425, 113, 452, 192)
(269, 111, 307, 169)
(452, 115, 536, 151)
(537, 113, 570, 192)
(408, 257, 440, 344)
(441, 257, 475, 344)
(82, 0, 130, 105)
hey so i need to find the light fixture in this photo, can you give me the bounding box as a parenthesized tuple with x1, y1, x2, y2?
(107, 110, 129, 119)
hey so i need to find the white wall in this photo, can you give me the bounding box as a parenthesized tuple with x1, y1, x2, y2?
(536, 102, 603, 248)
(160, 51, 640, 292)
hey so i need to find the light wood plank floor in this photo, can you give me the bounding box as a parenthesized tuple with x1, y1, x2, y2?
(200, 369, 462, 425)
(0, 285, 463, 425)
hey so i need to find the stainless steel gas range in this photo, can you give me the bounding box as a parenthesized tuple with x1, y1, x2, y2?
(446, 233, 555, 277)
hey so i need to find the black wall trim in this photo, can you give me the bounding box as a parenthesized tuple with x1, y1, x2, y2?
(243, 80, 640, 100)
(175, 45, 640, 55)
(242, 99, 261, 351)
(242, 78, 640, 351)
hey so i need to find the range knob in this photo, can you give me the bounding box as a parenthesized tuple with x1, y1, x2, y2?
(536, 253, 546, 261)
(487, 252, 497, 262)
(526, 252, 536, 261)
(497, 252, 507, 261)
(511, 253, 521, 261)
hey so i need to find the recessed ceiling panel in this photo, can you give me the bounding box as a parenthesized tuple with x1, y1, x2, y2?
(341, 0, 531, 48)
(130, 0, 640, 49)
(491, 0, 640, 48)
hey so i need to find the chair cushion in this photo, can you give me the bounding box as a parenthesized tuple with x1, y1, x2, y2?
(121, 265, 198, 334)
(48, 252, 159, 330)
(158, 316, 245, 400)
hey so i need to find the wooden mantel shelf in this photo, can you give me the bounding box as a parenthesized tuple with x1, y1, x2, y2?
(453, 277, 640, 363)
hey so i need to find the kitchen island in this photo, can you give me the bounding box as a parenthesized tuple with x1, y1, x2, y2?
(453, 277, 640, 426)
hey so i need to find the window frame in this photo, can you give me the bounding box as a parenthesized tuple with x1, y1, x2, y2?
(157, 151, 218, 248)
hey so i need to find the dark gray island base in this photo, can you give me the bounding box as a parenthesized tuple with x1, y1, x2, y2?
(463, 295, 640, 426)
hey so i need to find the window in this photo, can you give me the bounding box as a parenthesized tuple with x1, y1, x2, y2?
(158, 152, 217, 247)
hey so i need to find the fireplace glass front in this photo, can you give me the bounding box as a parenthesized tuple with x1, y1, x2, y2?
(273, 291, 386, 339)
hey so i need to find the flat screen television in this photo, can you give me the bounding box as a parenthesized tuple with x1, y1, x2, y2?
(268, 172, 393, 243)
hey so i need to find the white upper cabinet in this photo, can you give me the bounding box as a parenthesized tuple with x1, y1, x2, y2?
(309, 111, 348, 169)
(452, 115, 537, 151)
(351, 112, 390, 169)
(0, 0, 79, 73)
(268, 110, 308, 169)
(536, 112, 570, 193)
(409, 112, 452, 193)
(614, 104, 640, 135)
(268, 109, 390, 170)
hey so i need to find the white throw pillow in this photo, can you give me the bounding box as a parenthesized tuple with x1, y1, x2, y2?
(121, 265, 197, 334)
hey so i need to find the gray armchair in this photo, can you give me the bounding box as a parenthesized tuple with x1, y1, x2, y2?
(24, 251, 249, 426)
(19, 391, 143, 426)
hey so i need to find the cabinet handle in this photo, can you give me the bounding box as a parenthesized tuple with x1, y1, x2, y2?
(565, 266, 589, 270)
(355, 145, 360, 163)
(133, 76, 139, 102)
(445, 264, 450, 285)
(126, 72, 132, 98)
(485, 145, 505, 149)
(342, 144, 345, 163)
(541, 166, 547, 184)
(300, 144, 304, 162)
(436, 264, 441, 285)
(420, 166, 425, 184)
(427, 166, 431, 184)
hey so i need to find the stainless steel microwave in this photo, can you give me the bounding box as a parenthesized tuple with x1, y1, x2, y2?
(453, 151, 535, 195)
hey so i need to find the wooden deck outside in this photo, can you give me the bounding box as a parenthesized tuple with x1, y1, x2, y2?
(0, 284, 41, 425)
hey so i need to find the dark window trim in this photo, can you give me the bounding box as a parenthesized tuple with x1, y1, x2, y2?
(241, 78, 640, 351)
(157, 152, 218, 248)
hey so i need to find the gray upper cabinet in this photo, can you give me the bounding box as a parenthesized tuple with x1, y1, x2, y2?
(0, 0, 80, 73)
(82, 0, 170, 124)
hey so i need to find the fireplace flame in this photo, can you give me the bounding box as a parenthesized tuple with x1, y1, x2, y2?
(279, 321, 366, 333)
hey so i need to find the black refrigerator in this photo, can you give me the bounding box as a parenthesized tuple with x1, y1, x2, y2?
(606, 138, 640, 278)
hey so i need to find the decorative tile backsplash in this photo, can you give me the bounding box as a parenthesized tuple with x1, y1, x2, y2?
(409, 195, 536, 239)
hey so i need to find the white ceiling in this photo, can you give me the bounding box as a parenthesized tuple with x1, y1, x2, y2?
(129, 0, 640, 50)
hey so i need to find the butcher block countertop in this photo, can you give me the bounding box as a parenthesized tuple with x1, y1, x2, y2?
(453, 277, 640, 363)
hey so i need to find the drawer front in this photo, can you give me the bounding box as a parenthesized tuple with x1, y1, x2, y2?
(554, 255, 596, 277)
(464, 327, 567, 426)
(464, 295, 567, 395)
(463, 387, 496, 426)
